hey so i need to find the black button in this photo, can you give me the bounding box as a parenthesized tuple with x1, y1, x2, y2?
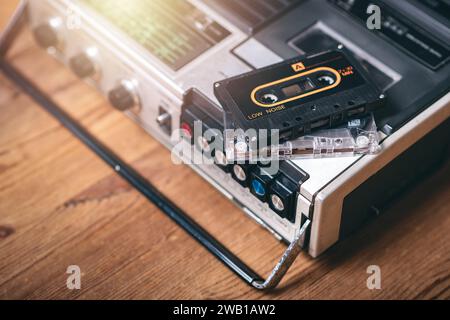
(214, 149, 230, 172)
(69, 53, 96, 78)
(268, 174, 297, 223)
(108, 85, 135, 111)
(33, 24, 59, 49)
(231, 163, 255, 187)
(194, 121, 223, 160)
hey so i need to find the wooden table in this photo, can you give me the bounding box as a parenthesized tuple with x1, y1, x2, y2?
(0, 1, 449, 300)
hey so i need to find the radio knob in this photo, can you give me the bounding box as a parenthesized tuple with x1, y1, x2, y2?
(33, 21, 60, 49)
(69, 52, 97, 79)
(108, 81, 139, 111)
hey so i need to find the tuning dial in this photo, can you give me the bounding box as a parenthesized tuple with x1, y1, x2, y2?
(108, 80, 139, 111)
(69, 51, 98, 79)
(32, 18, 62, 49)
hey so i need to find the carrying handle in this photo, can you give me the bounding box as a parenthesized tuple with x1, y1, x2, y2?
(0, 3, 311, 290)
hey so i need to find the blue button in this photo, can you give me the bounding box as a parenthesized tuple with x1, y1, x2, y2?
(252, 179, 266, 197)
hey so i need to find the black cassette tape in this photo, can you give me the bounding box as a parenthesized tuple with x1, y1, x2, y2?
(214, 49, 386, 142)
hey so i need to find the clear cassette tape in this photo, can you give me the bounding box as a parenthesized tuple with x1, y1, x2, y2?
(225, 113, 381, 162)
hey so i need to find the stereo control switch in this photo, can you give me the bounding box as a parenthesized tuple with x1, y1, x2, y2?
(157, 107, 172, 135)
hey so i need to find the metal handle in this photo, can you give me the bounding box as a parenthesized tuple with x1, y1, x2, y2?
(252, 219, 310, 289)
(0, 4, 311, 290)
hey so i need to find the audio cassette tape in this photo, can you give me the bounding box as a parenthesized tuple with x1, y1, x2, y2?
(214, 48, 387, 143)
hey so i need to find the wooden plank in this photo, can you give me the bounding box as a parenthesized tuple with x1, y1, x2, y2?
(0, 1, 449, 299)
(0, 0, 20, 32)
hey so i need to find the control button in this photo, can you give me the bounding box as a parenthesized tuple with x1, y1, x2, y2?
(194, 132, 214, 158)
(252, 179, 266, 197)
(32, 18, 63, 50)
(231, 164, 255, 187)
(197, 136, 211, 153)
(157, 107, 172, 135)
(214, 149, 229, 171)
(33, 24, 59, 49)
(268, 174, 298, 223)
(250, 166, 277, 201)
(108, 81, 138, 111)
(194, 123, 222, 160)
(271, 194, 285, 212)
(180, 122, 193, 141)
(233, 165, 247, 182)
(69, 53, 96, 79)
(214, 150, 227, 166)
(156, 112, 171, 127)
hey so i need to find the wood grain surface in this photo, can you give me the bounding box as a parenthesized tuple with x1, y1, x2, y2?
(0, 1, 449, 299)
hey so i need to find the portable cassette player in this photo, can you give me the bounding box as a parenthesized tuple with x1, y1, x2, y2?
(2, 0, 449, 288)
